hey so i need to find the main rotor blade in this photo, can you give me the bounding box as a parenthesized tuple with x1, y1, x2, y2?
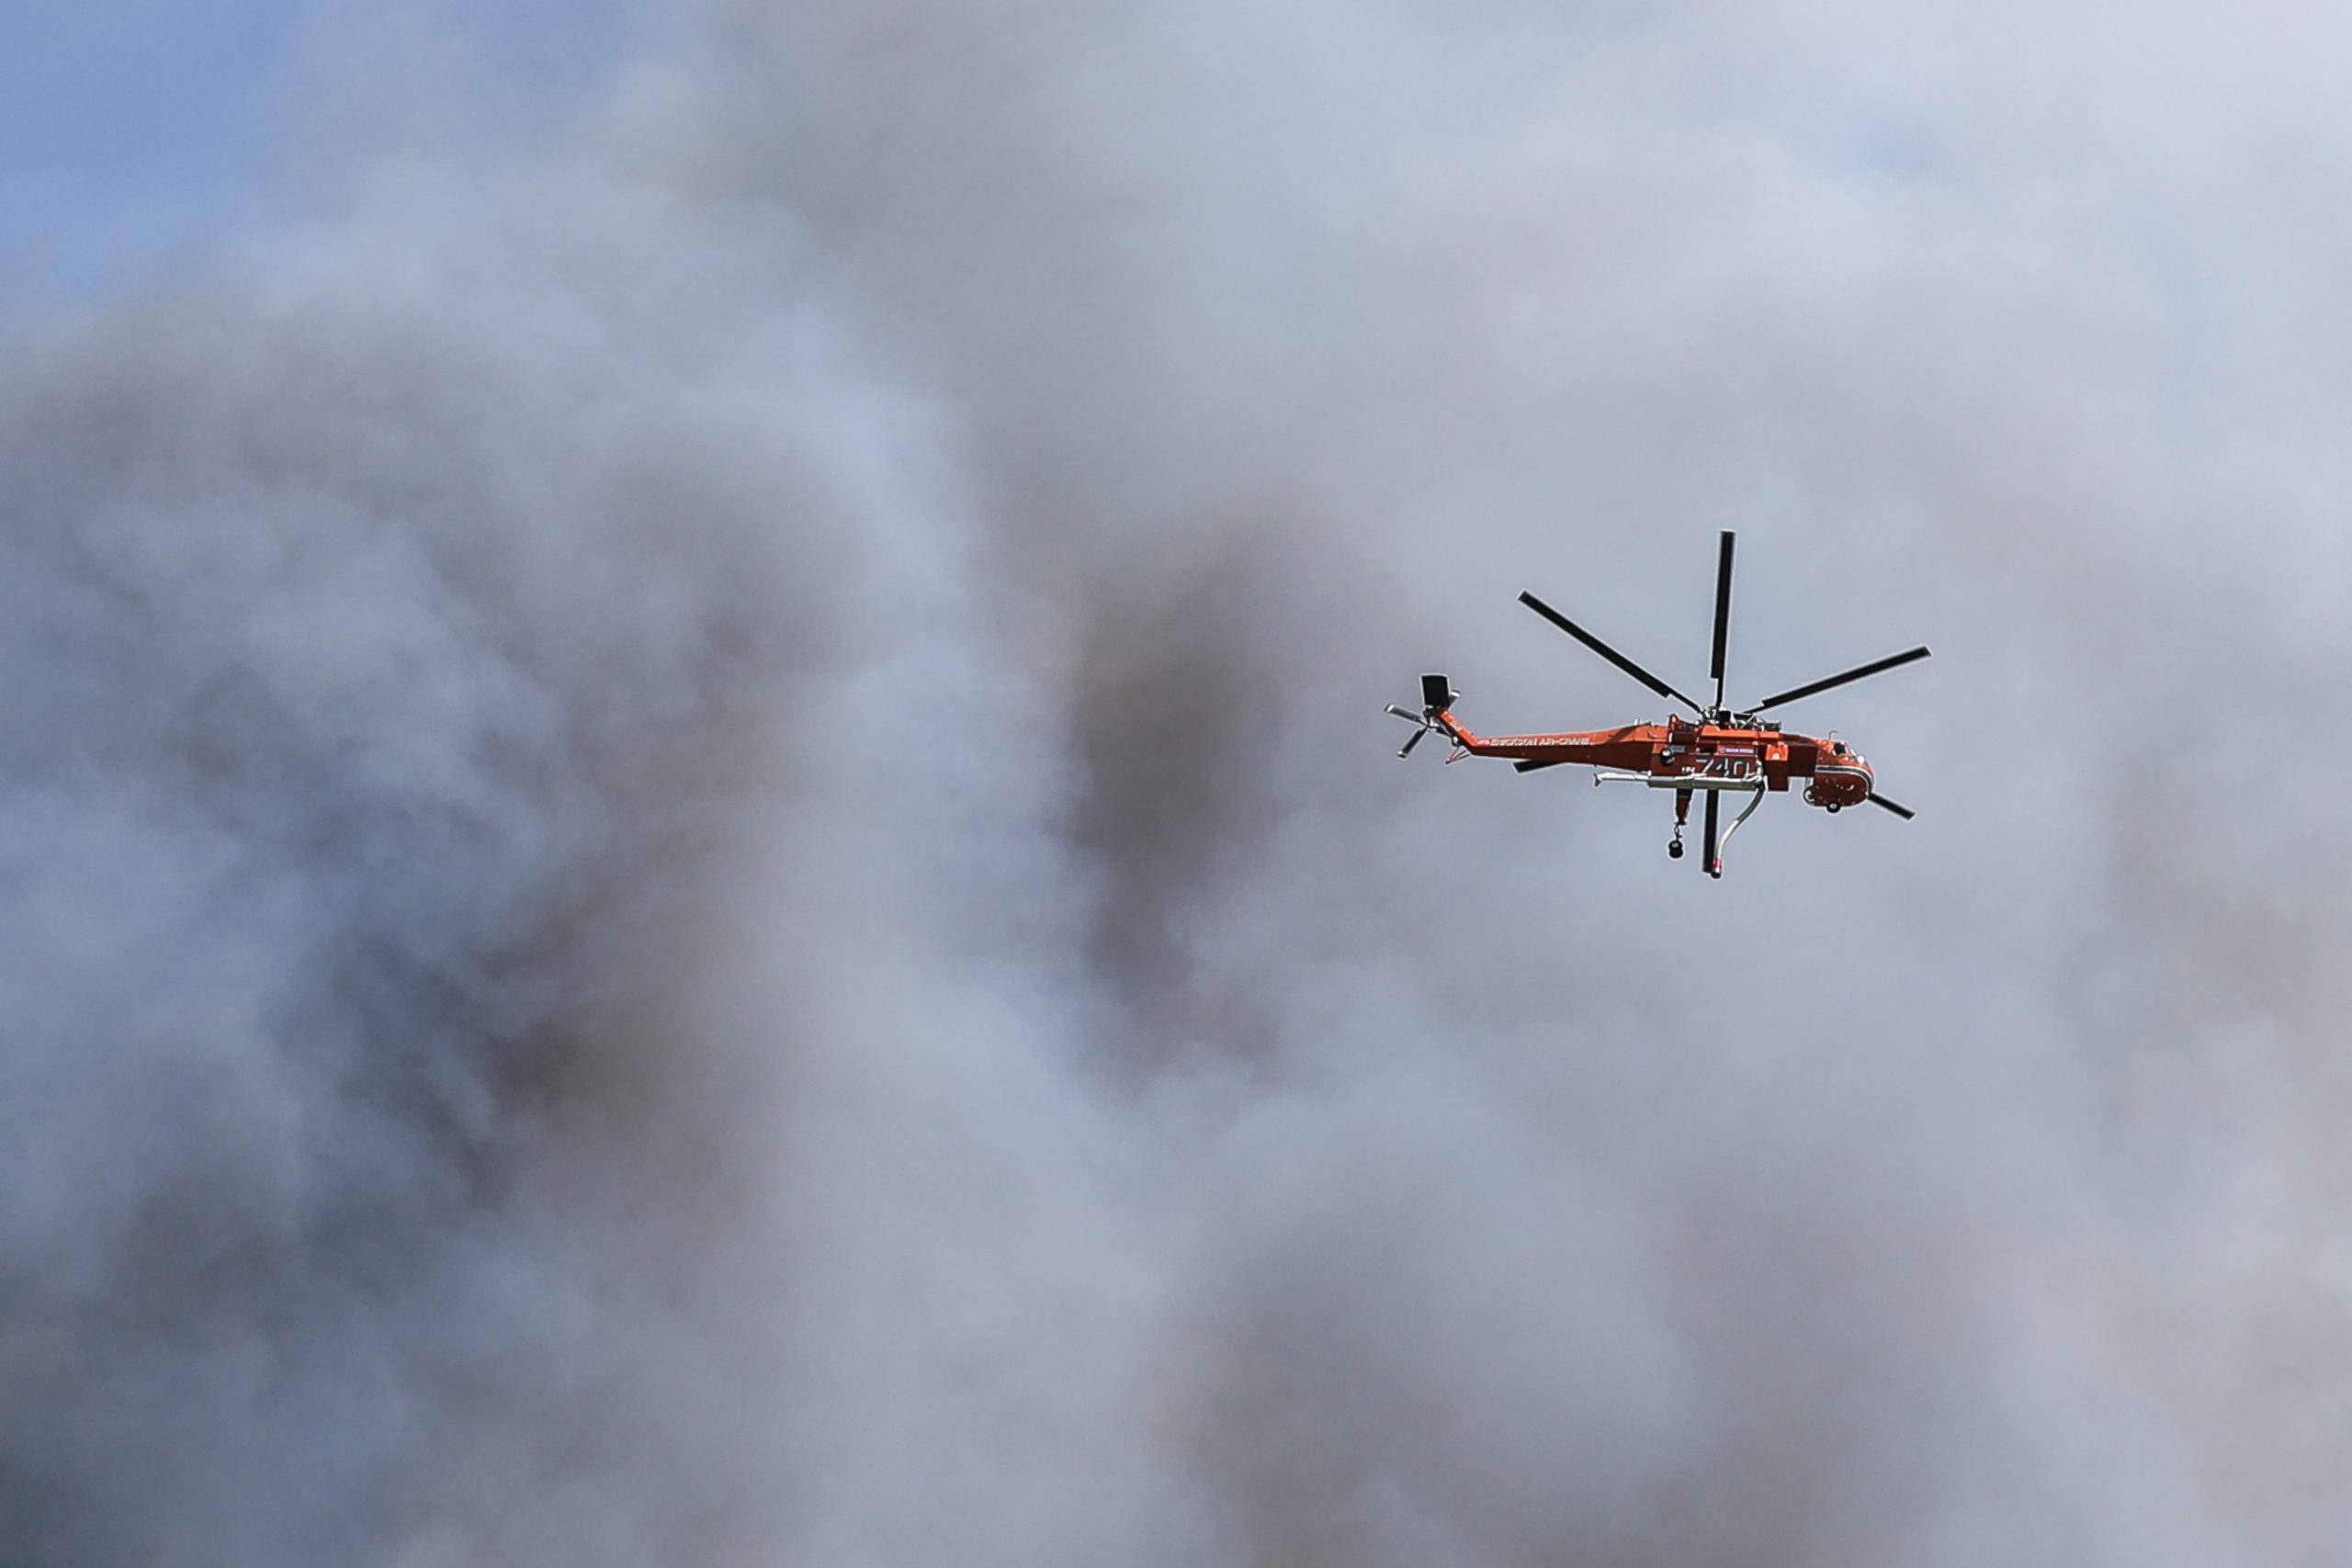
(1519, 592, 1707, 713)
(1753, 645, 1931, 711)
(1867, 792, 1915, 820)
(1709, 531, 1736, 707)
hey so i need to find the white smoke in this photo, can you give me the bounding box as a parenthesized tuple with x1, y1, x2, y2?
(5, 2, 2352, 1564)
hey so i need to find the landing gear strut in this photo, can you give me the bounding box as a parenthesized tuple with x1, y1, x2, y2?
(1668, 787, 1691, 859)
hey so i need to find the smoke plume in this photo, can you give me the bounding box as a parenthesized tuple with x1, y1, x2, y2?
(5, 1, 2352, 1563)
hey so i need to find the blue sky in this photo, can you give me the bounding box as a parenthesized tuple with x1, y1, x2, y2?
(0, 0, 639, 299)
(0, 0, 302, 292)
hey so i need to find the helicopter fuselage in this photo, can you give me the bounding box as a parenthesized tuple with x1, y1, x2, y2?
(1435, 711, 1876, 809)
(1387, 532, 1925, 875)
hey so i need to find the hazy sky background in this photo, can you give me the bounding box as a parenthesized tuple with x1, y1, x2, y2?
(5, 2, 2352, 1565)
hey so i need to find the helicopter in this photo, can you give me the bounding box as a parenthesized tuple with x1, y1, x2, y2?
(1387, 532, 1928, 878)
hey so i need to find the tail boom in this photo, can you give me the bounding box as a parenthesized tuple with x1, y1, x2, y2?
(1435, 715, 1663, 772)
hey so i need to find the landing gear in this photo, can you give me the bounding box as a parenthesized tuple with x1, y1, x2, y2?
(1669, 787, 1691, 859)
(1826, 802, 1841, 813)
(1668, 837, 1684, 859)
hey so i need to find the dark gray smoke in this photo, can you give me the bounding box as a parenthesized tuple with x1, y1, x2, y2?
(6, 2, 2352, 1563)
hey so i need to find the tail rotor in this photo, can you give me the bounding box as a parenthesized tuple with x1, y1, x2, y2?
(1385, 673, 1458, 758)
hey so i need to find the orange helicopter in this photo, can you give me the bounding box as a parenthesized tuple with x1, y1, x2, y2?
(1388, 532, 1928, 878)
